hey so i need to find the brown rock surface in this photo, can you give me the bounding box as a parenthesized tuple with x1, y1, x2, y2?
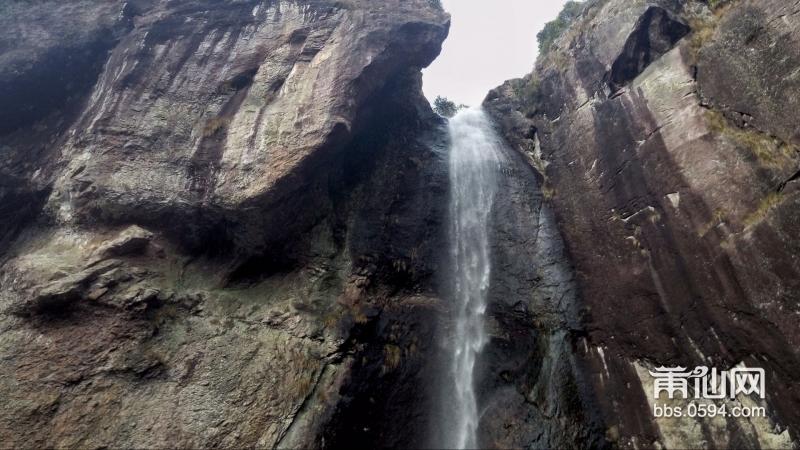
(485, 0, 800, 447)
(6, 0, 800, 447)
(0, 0, 454, 447)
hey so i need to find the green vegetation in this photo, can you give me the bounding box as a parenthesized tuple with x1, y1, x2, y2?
(511, 76, 541, 117)
(432, 96, 468, 118)
(536, 1, 585, 55)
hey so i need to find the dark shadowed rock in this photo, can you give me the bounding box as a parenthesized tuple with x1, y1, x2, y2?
(486, 0, 800, 447)
(0, 0, 454, 447)
(3, 0, 799, 447)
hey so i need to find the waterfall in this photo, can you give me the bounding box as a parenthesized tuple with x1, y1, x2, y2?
(446, 107, 503, 449)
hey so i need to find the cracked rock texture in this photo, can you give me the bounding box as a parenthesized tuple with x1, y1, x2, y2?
(5, 0, 800, 448)
(0, 0, 612, 447)
(0, 0, 462, 447)
(486, 0, 800, 448)
(0, 0, 610, 446)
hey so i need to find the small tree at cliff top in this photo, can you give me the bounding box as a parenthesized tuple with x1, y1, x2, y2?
(536, 0, 585, 55)
(433, 96, 468, 118)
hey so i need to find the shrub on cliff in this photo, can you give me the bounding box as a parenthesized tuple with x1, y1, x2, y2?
(536, 0, 585, 55)
(432, 96, 468, 118)
(511, 76, 541, 117)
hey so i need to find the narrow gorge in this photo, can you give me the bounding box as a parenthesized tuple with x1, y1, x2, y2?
(0, 0, 798, 448)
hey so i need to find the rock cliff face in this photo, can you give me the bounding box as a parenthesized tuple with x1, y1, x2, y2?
(4, 0, 800, 448)
(0, 0, 458, 447)
(1, 0, 612, 446)
(486, 0, 800, 447)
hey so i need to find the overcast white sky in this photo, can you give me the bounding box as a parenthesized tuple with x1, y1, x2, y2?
(422, 0, 572, 106)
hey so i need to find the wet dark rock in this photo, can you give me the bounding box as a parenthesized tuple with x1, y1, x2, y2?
(475, 145, 608, 449)
(486, 0, 800, 447)
(607, 6, 690, 91)
(0, 0, 455, 447)
(3, 0, 799, 447)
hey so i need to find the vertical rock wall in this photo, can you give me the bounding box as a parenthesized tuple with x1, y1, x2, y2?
(486, 0, 800, 447)
(0, 1, 461, 447)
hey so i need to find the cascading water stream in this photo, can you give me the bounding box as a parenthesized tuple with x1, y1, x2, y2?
(446, 107, 504, 449)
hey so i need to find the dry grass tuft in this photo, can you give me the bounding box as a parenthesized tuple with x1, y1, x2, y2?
(322, 312, 339, 329)
(316, 389, 330, 405)
(405, 337, 420, 358)
(144, 347, 168, 366)
(688, 0, 742, 61)
(541, 185, 556, 201)
(203, 117, 232, 138)
(704, 108, 728, 133)
(295, 376, 313, 397)
(381, 344, 401, 373)
(352, 306, 368, 324)
(538, 49, 571, 75)
(689, 19, 717, 62)
(698, 208, 728, 236)
(705, 109, 796, 167)
(743, 193, 785, 228)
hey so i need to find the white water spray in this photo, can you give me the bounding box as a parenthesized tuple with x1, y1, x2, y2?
(446, 107, 504, 449)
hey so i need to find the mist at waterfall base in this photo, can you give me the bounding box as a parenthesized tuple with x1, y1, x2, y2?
(433, 108, 505, 449)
